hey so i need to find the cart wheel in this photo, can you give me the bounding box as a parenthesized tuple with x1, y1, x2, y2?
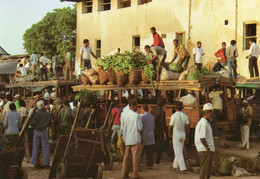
(56, 162, 66, 179)
(104, 149, 113, 170)
(97, 164, 103, 179)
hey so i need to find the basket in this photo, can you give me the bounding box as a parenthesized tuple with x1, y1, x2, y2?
(129, 68, 142, 85)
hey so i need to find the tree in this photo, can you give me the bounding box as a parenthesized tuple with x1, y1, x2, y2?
(23, 5, 76, 58)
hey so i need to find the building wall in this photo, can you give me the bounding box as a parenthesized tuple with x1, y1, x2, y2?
(76, 0, 260, 78)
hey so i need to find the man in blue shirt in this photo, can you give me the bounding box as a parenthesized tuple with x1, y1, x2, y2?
(30, 52, 38, 73)
(3, 103, 21, 135)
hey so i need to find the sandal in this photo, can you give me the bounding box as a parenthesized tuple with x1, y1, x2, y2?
(178, 170, 187, 174)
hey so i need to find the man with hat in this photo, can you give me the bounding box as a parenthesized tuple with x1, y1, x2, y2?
(30, 100, 51, 169)
(195, 103, 215, 179)
(240, 100, 253, 150)
(179, 90, 196, 109)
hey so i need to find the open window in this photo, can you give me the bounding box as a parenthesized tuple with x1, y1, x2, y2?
(99, 0, 111, 11)
(244, 23, 257, 50)
(176, 32, 185, 45)
(82, 0, 93, 14)
(118, 0, 131, 9)
(138, 0, 152, 5)
(96, 40, 101, 58)
(132, 36, 140, 52)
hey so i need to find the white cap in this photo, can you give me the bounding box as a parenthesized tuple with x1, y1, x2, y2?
(52, 88, 56, 91)
(36, 100, 45, 109)
(203, 103, 214, 111)
(242, 100, 248, 104)
(5, 92, 10, 95)
(15, 94, 20, 98)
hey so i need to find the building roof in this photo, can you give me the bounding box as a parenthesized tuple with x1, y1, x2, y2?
(0, 46, 10, 56)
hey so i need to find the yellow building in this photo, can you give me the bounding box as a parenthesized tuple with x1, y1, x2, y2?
(63, 0, 259, 78)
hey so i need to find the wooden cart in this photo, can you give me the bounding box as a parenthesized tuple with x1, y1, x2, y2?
(49, 102, 115, 179)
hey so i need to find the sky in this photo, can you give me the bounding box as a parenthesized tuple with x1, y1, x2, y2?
(0, 0, 75, 55)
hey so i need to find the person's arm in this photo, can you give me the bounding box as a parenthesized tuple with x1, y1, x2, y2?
(193, 48, 196, 64)
(214, 49, 220, 58)
(246, 45, 253, 58)
(185, 116, 190, 144)
(148, 55, 158, 64)
(200, 138, 210, 152)
(91, 52, 98, 60)
(199, 122, 210, 151)
(137, 115, 143, 132)
(168, 126, 173, 138)
(162, 111, 167, 141)
(3, 115, 7, 129)
(202, 48, 205, 56)
(80, 47, 83, 66)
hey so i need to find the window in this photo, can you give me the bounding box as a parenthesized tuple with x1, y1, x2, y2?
(224, 20, 228, 25)
(244, 23, 257, 50)
(99, 0, 111, 11)
(96, 40, 101, 58)
(118, 0, 131, 9)
(82, 0, 93, 14)
(138, 0, 152, 5)
(132, 36, 140, 52)
(176, 32, 185, 45)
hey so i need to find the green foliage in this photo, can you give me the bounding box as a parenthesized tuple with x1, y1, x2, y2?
(169, 63, 183, 72)
(23, 5, 77, 58)
(75, 89, 96, 106)
(144, 64, 155, 82)
(186, 66, 223, 80)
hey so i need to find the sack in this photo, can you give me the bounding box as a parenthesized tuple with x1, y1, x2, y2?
(129, 68, 142, 85)
(117, 70, 128, 86)
(98, 68, 108, 85)
(231, 166, 252, 177)
(117, 136, 125, 156)
(178, 70, 189, 80)
(141, 70, 149, 84)
(16, 75, 36, 82)
(88, 75, 99, 85)
(160, 67, 180, 81)
(218, 158, 233, 175)
(81, 74, 91, 85)
(107, 69, 117, 84)
(82, 69, 98, 77)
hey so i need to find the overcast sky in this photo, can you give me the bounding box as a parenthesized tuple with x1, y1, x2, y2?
(0, 0, 74, 55)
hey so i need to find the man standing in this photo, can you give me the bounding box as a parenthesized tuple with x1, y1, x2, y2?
(140, 104, 155, 168)
(150, 27, 165, 48)
(58, 100, 73, 135)
(209, 87, 223, 139)
(193, 41, 204, 70)
(168, 102, 190, 173)
(195, 103, 215, 179)
(144, 45, 167, 81)
(240, 100, 253, 150)
(171, 39, 190, 71)
(39, 53, 49, 81)
(226, 40, 238, 79)
(64, 48, 73, 80)
(111, 100, 121, 143)
(30, 100, 51, 169)
(121, 100, 143, 179)
(3, 94, 13, 116)
(3, 103, 21, 135)
(179, 90, 196, 109)
(150, 97, 167, 166)
(214, 42, 227, 66)
(246, 39, 259, 78)
(51, 53, 59, 75)
(30, 52, 38, 73)
(80, 39, 98, 69)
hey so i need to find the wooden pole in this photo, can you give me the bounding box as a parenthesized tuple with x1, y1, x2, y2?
(24, 130, 30, 163)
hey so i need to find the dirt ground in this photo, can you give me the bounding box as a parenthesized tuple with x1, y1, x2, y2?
(22, 139, 260, 179)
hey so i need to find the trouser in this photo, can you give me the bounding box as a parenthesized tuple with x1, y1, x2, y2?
(143, 145, 154, 167)
(32, 64, 37, 73)
(65, 65, 72, 80)
(228, 58, 237, 79)
(240, 125, 250, 149)
(111, 125, 121, 143)
(154, 135, 164, 164)
(52, 66, 56, 75)
(157, 54, 167, 81)
(82, 59, 92, 69)
(198, 151, 213, 179)
(40, 67, 48, 81)
(196, 63, 202, 71)
(122, 143, 141, 178)
(139, 142, 144, 169)
(221, 62, 227, 66)
(31, 129, 50, 166)
(213, 109, 220, 137)
(181, 56, 190, 70)
(249, 56, 259, 78)
(172, 138, 186, 171)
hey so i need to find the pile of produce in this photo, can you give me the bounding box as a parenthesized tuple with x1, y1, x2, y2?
(169, 63, 183, 72)
(74, 89, 97, 106)
(186, 66, 222, 80)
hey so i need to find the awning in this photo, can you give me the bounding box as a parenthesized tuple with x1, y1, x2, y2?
(0, 60, 18, 74)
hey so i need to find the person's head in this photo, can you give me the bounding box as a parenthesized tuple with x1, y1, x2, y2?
(34, 94, 41, 101)
(187, 90, 193, 94)
(128, 94, 136, 102)
(19, 64, 23, 67)
(14, 94, 21, 100)
(173, 39, 179, 47)
(68, 48, 74, 53)
(9, 103, 16, 111)
(6, 94, 13, 102)
(156, 97, 166, 107)
(249, 38, 256, 45)
(34, 52, 37, 54)
(144, 45, 151, 53)
(20, 100, 26, 108)
(242, 100, 249, 107)
(48, 98, 53, 105)
(83, 39, 89, 47)
(73, 100, 78, 107)
(55, 53, 58, 56)
(150, 27, 156, 35)
(141, 104, 148, 113)
(64, 100, 70, 107)
(202, 103, 214, 120)
(222, 42, 226, 49)
(129, 99, 138, 112)
(175, 101, 183, 111)
(54, 98, 62, 105)
(113, 100, 120, 108)
(40, 53, 43, 57)
(36, 100, 45, 110)
(231, 40, 236, 46)
(197, 41, 202, 48)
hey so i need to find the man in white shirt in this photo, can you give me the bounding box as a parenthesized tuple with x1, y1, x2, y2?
(121, 100, 143, 179)
(246, 39, 259, 78)
(226, 40, 238, 79)
(195, 103, 215, 179)
(3, 94, 13, 116)
(80, 39, 98, 69)
(39, 53, 49, 81)
(193, 41, 204, 70)
(179, 90, 196, 109)
(209, 88, 223, 138)
(14, 64, 27, 81)
(168, 102, 190, 173)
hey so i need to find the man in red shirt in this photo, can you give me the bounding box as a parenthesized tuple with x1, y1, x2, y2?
(214, 42, 227, 66)
(111, 100, 121, 143)
(150, 27, 165, 49)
